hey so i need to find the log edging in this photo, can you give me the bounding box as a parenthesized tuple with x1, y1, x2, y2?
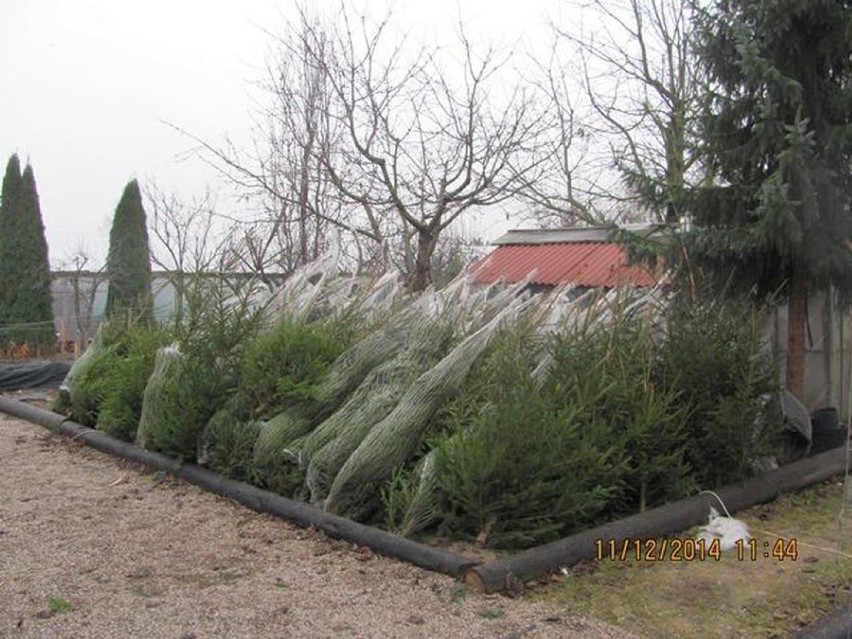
(463, 446, 846, 592)
(1, 393, 847, 619)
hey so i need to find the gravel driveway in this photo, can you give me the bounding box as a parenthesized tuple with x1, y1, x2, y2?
(0, 411, 638, 639)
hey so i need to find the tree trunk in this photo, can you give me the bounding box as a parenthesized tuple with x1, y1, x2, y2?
(410, 230, 436, 292)
(786, 263, 807, 401)
(664, 105, 686, 224)
(298, 127, 314, 264)
(174, 271, 185, 325)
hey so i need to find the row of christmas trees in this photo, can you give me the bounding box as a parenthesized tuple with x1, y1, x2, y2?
(0, 153, 152, 353)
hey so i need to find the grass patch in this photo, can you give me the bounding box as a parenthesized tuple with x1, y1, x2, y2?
(450, 583, 468, 604)
(477, 605, 505, 619)
(534, 479, 852, 638)
(47, 596, 72, 614)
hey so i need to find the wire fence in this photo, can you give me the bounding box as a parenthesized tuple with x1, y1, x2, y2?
(0, 320, 56, 333)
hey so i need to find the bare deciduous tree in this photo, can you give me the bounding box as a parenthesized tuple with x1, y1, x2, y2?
(173, 5, 557, 290)
(58, 249, 105, 351)
(165, 10, 381, 280)
(558, 0, 702, 223)
(146, 184, 226, 323)
(302, 7, 550, 289)
(518, 41, 600, 227)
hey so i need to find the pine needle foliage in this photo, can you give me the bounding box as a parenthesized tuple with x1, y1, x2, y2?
(136, 345, 188, 456)
(683, 0, 852, 398)
(303, 318, 456, 503)
(381, 465, 421, 533)
(54, 319, 166, 429)
(48, 245, 786, 550)
(138, 353, 234, 462)
(542, 298, 693, 514)
(0, 157, 54, 347)
(0, 155, 22, 328)
(200, 393, 262, 484)
(105, 180, 153, 322)
(240, 315, 354, 418)
(67, 343, 120, 427)
(431, 325, 622, 549)
(96, 322, 171, 441)
(252, 317, 415, 492)
(426, 289, 779, 549)
(686, 0, 852, 297)
(656, 291, 781, 487)
(325, 303, 522, 521)
(137, 276, 266, 461)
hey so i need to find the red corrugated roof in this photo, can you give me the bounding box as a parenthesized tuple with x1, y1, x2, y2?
(470, 242, 658, 288)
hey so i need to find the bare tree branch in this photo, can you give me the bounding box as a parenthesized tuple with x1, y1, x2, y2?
(558, 0, 703, 222)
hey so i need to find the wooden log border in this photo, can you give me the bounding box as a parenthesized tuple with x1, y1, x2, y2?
(792, 602, 852, 639)
(1, 389, 848, 639)
(463, 446, 846, 593)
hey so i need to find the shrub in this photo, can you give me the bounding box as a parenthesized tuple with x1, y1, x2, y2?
(137, 346, 237, 462)
(57, 318, 166, 430)
(380, 466, 420, 533)
(67, 343, 120, 427)
(656, 293, 781, 487)
(200, 393, 261, 483)
(431, 330, 622, 548)
(324, 308, 514, 521)
(543, 302, 694, 514)
(96, 326, 170, 441)
(240, 315, 353, 418)
(137, 276, 266, 462)
(426, 294, 721, 548)
(304, 318, 455, 505)
(252, 319, 413, 493)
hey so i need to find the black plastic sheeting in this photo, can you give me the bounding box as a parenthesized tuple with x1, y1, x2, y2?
(0, 361, 71, 391)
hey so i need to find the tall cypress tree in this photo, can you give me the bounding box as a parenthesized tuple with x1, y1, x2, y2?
(106, 179, 153, 322)
(685, 0, 852, 400)
(0, 154, 23, 331)
(0, 155, 54, 347)
(16, 164, 55, 345)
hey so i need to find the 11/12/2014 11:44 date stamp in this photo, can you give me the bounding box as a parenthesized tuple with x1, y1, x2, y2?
(595, 537, 799, 562)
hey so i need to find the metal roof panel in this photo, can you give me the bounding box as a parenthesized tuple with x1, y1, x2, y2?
(470, 242, 658, 288)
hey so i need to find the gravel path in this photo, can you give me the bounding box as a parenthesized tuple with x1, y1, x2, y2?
(0, 411, 638, 639)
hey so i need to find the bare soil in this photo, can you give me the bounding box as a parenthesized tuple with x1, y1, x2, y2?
(0, 411, 637, 639)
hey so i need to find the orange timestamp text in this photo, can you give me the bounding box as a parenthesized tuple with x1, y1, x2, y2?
(594, 537, 800, 562)
(595, 537, 722, 562)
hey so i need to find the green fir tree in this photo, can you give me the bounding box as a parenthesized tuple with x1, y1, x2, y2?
(685, 0, 852, 400)
(106, 179, 153, 322)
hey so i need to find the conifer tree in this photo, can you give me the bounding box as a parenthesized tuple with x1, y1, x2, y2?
(0, 154, 23, 330)
(16, 164, 55, 345)
(686, 0, 852, 400)
(0, 155, 54, 347)
(106, 179, 153, 322)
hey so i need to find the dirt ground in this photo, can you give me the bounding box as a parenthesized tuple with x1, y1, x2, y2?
(0, 411, 639, 639)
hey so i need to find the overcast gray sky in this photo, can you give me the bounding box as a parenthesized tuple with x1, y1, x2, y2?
(1, 0, 564, 267)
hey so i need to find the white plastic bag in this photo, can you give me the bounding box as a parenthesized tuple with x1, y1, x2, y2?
(696, 507, 750, 551)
